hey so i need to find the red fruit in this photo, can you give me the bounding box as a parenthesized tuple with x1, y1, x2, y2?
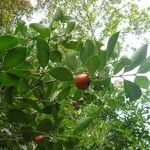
(35, 135, 44, 143)
(75, 73, 90, 90)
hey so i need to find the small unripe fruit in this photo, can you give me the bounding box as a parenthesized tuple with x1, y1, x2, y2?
(35, 135, 44, 143)
(75, 73, 90, 90)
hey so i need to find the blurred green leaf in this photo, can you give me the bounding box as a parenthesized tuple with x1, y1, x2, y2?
(50, 50, 62, 63)
(138, 56, 150, 73)
(49, 67, 73, 81)
(30, 23, 50, 37)
(134, 76, 149, 89)
(3, 47, 26, 70)
(37, 38, 50, 68)
(65, 52, 78, 71)
(106, 32, 120, 60)
(125, 45, 148, 72)
(53, 8, 64, 22)
(66, 21, 76, 33)
(74, 117, 92, 134)
(7, 109, 28, 123)
(80, 40, 95, 63)
(114, 57, 132, 74)
(0, 35, 18, 51)
(86, 55, 100, 75)
(124, 80, 142, 101)
(0, 73, 18, 86)
(37, 119, 52, 132)
(17, 78, 29, 94)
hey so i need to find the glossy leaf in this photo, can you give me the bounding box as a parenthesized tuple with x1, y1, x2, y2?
(80, 40, 95, 63)
(134, 76, 149, 89)
(125, 45, 148, 72)
(85, 55, 100, 75)
(0, 35, 18, 51)
(74, 117, 92, 134)
(106, 32, 120, 60)
(114, 57, 132, 74)
(37, 38, 50, 68)
(66, 21, 76, 33)
(138, 56, 150, 73)
(49, 67, 73, 81)
(3, 47, 26, 70)
(124, 80, 142, 101)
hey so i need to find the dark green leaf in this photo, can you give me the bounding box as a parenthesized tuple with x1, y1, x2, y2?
(85, 55, 100, 75)
(50, 50, 62, 63)
(37, 38, 50, 68)
(106, 32, 120, 60)
(114, 57, 132, 74)
(74, 117, 92, 134)
(3, 47, 26, 70)
(134, 76, 149, 89)
(138, 56, 150, 73)
(124, 80, 142, 101)
(125, 45, 148, 72)
(80, 40, 95, 63)
(37, 119, 52, 132)
(0, 36, 18, 51)
(66, 21, 76, 33)
(0, 73, 18, 86)
(99, 50, 107, 70)
(17, 78, 29, 94)
(7, 109, 28, 123)
(49, 67, 73, 81)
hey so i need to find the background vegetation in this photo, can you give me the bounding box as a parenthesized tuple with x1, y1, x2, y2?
(0, 0, 149, 149)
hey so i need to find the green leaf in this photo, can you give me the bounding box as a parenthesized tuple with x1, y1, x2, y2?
(134, 76, 149, 89)
(37, 38, 50, 68)
(80, 40, 95, 63)
(57, 86, 72, 100)
(66, 21, 76, 33)
(49, 67, 73, 81)
(0, 36, 18, 51)
(74, 117, 92, 134)
(17, 78, 29, 94)
(0, 73, 18, 86)
(125, 45, 148, 72)
(37, 119, 52, 132)
(65, 52, 78, 71)
(30, 23, 50, 37)
(85, 55, 100, 75)
(114, 57, 132, 74)
(99, 50, 107, 70)
(138, 56, 150, 73)
(3, 47, 26, 70)
(106, 32, 120, 60)
(15, 20, 27, 35)
(50, 50, 62, 63)
(124, 80, 142, 101)
(62, 40, 83, 52)
(7, 109, 28, 123)
(53, 8, 64, 22)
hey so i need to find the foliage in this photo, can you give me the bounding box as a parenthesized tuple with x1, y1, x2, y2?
(0, 5, 150, 150)
(0, 0, 33, 30)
